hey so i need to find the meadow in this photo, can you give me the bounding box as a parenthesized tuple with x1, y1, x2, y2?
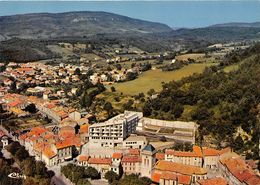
(108, 63, 215, 95)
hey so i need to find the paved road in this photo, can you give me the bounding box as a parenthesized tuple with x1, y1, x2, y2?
(51, 176, 70, 185)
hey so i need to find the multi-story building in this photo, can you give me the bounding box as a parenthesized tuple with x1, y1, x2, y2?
(165, 146, 203, 167)
(88, 111, 143, 148)
(202, 147, 220, 169)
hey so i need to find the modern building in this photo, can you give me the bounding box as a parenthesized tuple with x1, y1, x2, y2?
(88, 111, 143, 148)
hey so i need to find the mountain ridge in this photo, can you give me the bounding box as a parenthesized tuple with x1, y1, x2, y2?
(0, 11, 172, 41)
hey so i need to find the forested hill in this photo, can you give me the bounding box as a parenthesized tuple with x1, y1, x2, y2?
(0, 11, 172, 41)
(143, 43, 260, 159)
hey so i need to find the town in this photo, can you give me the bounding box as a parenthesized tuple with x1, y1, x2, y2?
(0, 5, 260, 185)
(0, 91, 259, 184)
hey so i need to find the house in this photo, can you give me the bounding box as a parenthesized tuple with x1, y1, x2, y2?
(122, 135, 147, 149)
(153, 160, 207, 184)
(88, 157, 112, 177)
(152, 172, 191, 185)
(202, 147, 220, 169)
(121, 155, 142, 175)
(165, 146, 203, 167)
(77, 155, 90, 166)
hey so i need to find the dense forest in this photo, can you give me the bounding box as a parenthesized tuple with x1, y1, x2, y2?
(143, 44, 260, 159)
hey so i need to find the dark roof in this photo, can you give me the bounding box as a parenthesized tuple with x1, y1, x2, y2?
(143, 144, 155, 152)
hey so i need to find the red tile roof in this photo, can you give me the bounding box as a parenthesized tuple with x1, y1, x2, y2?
(152, 173, 161, 183)
(165, 146, 203, 158)
(202, 147, 220, 156)
(122, 156, 142, 163)
(79, 155, 90, 162)
(128, 148, 140, 156)
(156, 153, 165, 161)
(112, 152, 123, 159)
(154, 160, 207, 176)
(244, 175, 260, 185)
(42, 148, 56, 159)
(88, 158, 112, 165)
(55, 139, 73, 149)
(7, 100, 22, 107)
(197, 177, 228, 185)
(178, 175, 191, 185)
(160, 172, 177, 180)
(220, 157, 260, 185)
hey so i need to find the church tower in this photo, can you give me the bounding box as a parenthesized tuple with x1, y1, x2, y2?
(141, 144, 156, 178)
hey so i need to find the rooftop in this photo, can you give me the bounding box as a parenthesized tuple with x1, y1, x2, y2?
(154, 160, 207, 176)
(88, 158, 112, 165)
(142, 144, 155, 153)
(197, 177, 228, 185)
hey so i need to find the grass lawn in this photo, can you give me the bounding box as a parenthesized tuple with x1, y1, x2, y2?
(109, 63, 216, 95)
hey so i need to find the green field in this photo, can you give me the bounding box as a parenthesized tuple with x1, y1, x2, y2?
(223, 63, 240, 72)
(109, 63, 215, 95)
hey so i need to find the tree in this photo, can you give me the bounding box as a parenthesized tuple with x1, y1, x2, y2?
(15, 146, 29, 162)
(85, 166, 100, 179)
(104, 102, 113, 112)
(35, 161, 48, 178)
(111, 86, 116, 92)
(74, 68, 81, 76)
(115, 64, 122, 70)
(140, 177, 152, 185)
(123, 100, 134, 110)
(5, 141, 20, 155)
(24, 104, 37, 113)
(21, 157, 36, 177)
(104, 171, 119, 184)
(126, 72, 138, 81)
(147, 89, 156, 96)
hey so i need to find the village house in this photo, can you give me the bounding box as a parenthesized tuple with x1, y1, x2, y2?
(165, 146, 203, 167)
(202, 147, 220, 169)
(121, 154, 142, 175)
(153, 160, 207, 184)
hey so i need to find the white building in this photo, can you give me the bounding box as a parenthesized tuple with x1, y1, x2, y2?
(123, 135, 147, 150)
(88, 111, 143, 148)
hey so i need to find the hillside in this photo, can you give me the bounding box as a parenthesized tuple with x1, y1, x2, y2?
(211, 22, 260, 28)
(143, 43, 260, 158)
(0, 11, 172, 41)
(0, 38, 61, 62)
(169, 26, 260, 42)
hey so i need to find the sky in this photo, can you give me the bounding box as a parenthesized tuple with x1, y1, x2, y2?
(0, 1, 259, 28)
